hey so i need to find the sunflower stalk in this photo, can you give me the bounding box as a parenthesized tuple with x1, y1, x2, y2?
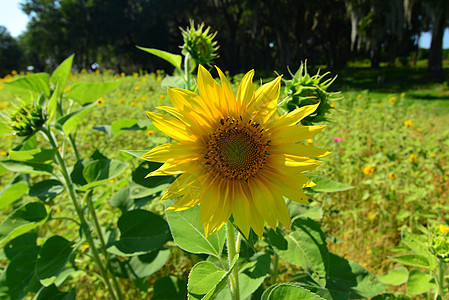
(41, 126, 123, 300)
(436, 258, 445, 299)
(226, 221, 240, 300)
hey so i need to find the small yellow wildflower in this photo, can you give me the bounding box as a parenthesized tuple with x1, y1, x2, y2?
(0, 104, 3, 110)
(404, 120, 413, 128)
(409, 154, 417, 163)
(0, 151, 7, 156)
(357, 108, 362, 112)
(378, 104, 382, 108)
(11, 70, 17, 75)
(367, 211, 376, 221)
(141, 97, 147, 102)
(94, 70, 99, 75)
(130, 102, 136, 107)
(3, 101, 9, 107)
(439, 224, 449, 234)
(26, 71, 31, 75)
(157, 77, 162, 82)
(388, 173, 397, 180)
(139, 104, 143, 109)
(156, 69, 161, 74)
(120, 72, 125, 77)
(108, 178, 115, 183)
(81, 68, 87, 73)
(80, 244, 89, 252)
(357, 94, 362, 99)
(134, 86, 141, 92)
(160, 94, 165, 100)
(356, 120, 361, 125)
(146, 130, 154, 136)
(97, 98, 104, 106)
(19, 71, 24, 75)
(401, 92, 406, 97)
(306, 139, 314, 146)
(64, 87, 71, 93)
(58, 147, 63, 152)
(363, 165, 375, 175)
(119, 98, 125, 104)
(68, 146, 73, 151)
(417, 128, 422, 132)
(388, 97, 396, 103)
(330, 103, 337, 108)
(132, 72, 139, 77)
(225, 70, 230, 75)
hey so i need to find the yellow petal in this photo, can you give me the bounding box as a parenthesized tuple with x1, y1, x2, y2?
(261, 168, 309, 204)
(141, 142, 198, 162)
(161, 171, 203, 200)
(254, 75, 282, 108)
(145, 158, 197, 177)
(166, 193, 200, 211)
(271, 144, 331, 158)
(268, 103, 319, 130)
(270, 125, 326, 144)
(216, 66, 237, 116)
(197, 65, 222, 119)
(236, 69, 255, 107)
(146, 112, 196, 142)
(250, 178, 278, 229)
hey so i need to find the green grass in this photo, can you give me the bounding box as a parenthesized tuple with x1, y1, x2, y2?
(0, 66, 448, 298)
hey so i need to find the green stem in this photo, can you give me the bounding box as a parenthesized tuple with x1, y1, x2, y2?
(68, 133, 81, 161)
(271, 252, 279, 284)
(84, 190, 124, 299)
(226, 221, 240, 300)
(42, 126, 121, 300)
(436, 258, 445, 299)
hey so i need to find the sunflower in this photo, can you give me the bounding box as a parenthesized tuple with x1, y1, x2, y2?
(142, 65, 329, 238)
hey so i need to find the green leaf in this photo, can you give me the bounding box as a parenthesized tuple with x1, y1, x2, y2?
(7, 148, 56, 163)
(0, 120, 12, 136)
(128, 249, 170, 278)
(137, 46, 182, 70)
(36, 236, 74, 286)
(261, 283, 325, 300)
(288, 202, 323, 221)
(0, 160, 53, 175)
(0, 240, 40, 299)
(1, 232, 38, 261)
(377, 267, 409, 286)
(0, 202, 49, 245)
(165, 204, 226, 257)
(66, 80, 121, 105)
(29, 179, 64, 202)
(47, 89, 59, 124)
(238, 252, 271, 298)
(79, 159, 128, 191)
(35, 285, 76, 300)
(0, 174, 29, 209)
(401, 229, 429, 255)
(388, 254, 437, 269)
(326, 253, 387, 298)
(289, 280, 351, 300)
(107, 209, 170, 256)
(4, 73, 50, 101)
(55, 102, 96, 135)
(152, 276, 187, 300)
(130, 161, 173, 199)
(371, 292, 412, 300)
(188, 255, 238, 300)
(161, 75, 187, 89)
(269, 218, 329, 286)
(305, 175, 353, 193)
(110, 187, 134, 212)
(50, 54, 74, 97)
(111, 119, 147, 137)
(406, 269, 435, 295)
(121, 150, 149, 160)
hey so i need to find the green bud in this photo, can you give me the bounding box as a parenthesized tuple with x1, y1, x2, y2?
(180, 20, 219, 66)
(430, 224, 449, 261)
(9, 102, 47, 137)
(282, 61, 341, 125)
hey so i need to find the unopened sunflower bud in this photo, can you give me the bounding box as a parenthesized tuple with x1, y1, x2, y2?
(180, 21, 219, 66)
(9, 102, 47, 137)
(282, 61, 341, 125)
(430, 224, 449, 261)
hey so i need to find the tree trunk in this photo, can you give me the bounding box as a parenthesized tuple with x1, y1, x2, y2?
(427, 6, 446, 77)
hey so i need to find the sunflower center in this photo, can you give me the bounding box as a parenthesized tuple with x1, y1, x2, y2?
(204, 117, 270, 181)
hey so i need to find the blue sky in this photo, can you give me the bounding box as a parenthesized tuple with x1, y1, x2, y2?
(1, 0, 448, 49)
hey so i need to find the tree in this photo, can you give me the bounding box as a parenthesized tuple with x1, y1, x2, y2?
(0, 26, 24, 76)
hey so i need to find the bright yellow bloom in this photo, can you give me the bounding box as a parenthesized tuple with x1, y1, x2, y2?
(142, 66, 329, 238)
(378, 104, 382, 108)
(306, 139, 314, 145)
(330, 103, 336, 108)
(0, 151, 7, 156)
(439, 224, 449, 234)
(357, 108, 362, 112)
(417, 128, 422, 132)
(119, 98, 125, 103)
(97, 98, 104, 106)
(146, 130, 154, 136)
(404, 120, 413, 128)
(141, 97, 147, 102)
(11, 70, 17, 75)
(68, 146, 73, 151)
(409, 154, 417, 163)
(357, 94, 362, 99)
(135, 86, 141, 92)
(363, 165, 375, 175)
(3, 101, 9, 107)
(388, 97, 396, 103)
(64, 87, 71, 93)
(388, 173, 397, 180)
(120, 72, 125, 77)
(160, 94, 165, 100)
(401, 92, 406, 97)
(356, 120, 361, 125)
(130, 102, 136, 107)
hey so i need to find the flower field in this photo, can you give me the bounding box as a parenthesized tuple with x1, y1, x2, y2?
(0, 64, 448, 299)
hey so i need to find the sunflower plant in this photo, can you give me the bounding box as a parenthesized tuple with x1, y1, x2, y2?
(131, 65, 388, 299)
